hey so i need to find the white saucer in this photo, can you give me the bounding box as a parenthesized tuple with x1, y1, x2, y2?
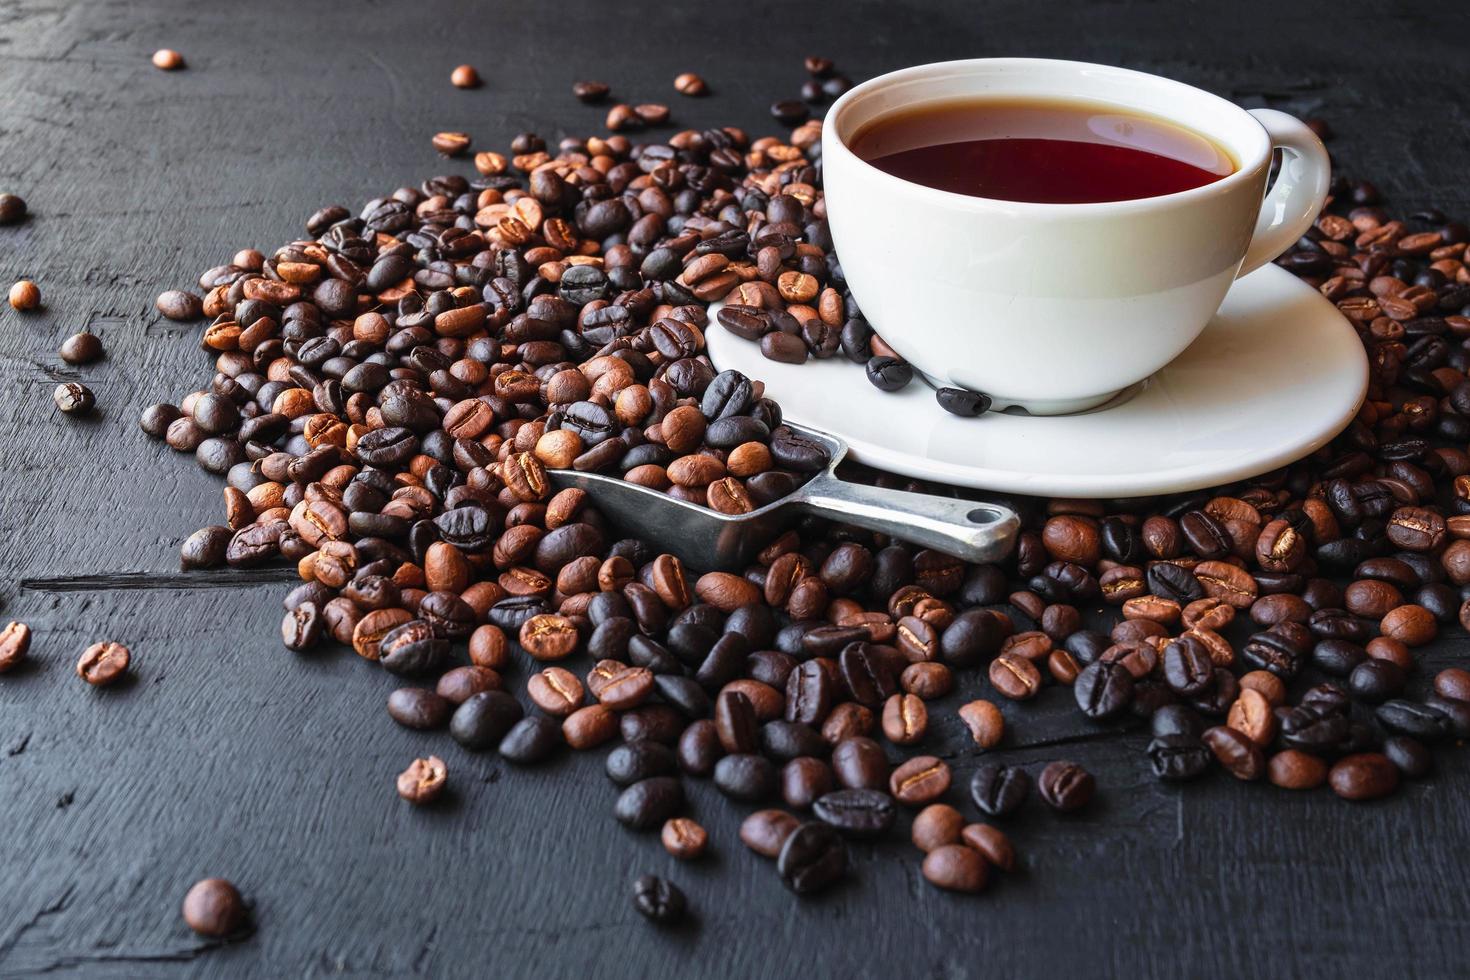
(707, 265, 1367, 498)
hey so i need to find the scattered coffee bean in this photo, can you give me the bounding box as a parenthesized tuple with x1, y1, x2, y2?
(0, 621, 32, 673)
(432, 131, 471, 156)
(53, 382, 95, 417)
(77, 641, 129, 686)
(661, 817, 709, 859)
(397, 755, 448, 804)
(777, 821, 847, 894)
(181, 878, 246, 938)
(922, 844, 987, 893)
(673, 73, 708, 97)
(970, 763, 1029, 817)
(0, 193, 26, 224)
(8, 280, 39, 310)
(450, 64, 480, 89)
(632, 874, 685, 925)
(59, 331, 103, 364)
(573, 80, 610, 103)
(152, 48, 184, 70)
(1037, 760, 1094, 811)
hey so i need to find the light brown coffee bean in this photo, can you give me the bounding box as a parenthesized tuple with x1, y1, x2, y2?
(562, 704, 617, 749)
(911, 803, 964, 852)
(957, 699, 1004, 748)
(1226, 688, 1277, 746)
(881, 693, 927, 745)
(0, 621, 31, 673)
(960, 823, 1017, 872)
(922, 844, 988, 893)
(77, 641, 130, 686)
(889, 755, 951, 806)
(397, 755, 448, 804)
(988, 653, 1040, 701)
(527, 667, 584, 716)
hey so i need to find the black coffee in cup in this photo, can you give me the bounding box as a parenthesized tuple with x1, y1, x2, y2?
(849, 96, 1236, 204)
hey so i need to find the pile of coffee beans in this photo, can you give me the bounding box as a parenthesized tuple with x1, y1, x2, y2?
(134, 96, 1470, 922)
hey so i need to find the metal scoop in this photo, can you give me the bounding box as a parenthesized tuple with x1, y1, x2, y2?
(549, 422, 1019, 572)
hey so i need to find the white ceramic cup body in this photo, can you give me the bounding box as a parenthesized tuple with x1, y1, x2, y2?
(822, 58, 1329, 414)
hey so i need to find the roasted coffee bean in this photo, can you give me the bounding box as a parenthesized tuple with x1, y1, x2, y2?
(1037, 760, 1095, 810)
(499, 715, 563, 764)
(969, 763, 1029, 817)
(397, 755, 448, 804)
(77, 641, 130, 686)
(1329, 753, 1399, 801)
(387, 687, 452, 730)
(661, 817, 709, 860)
(911, 803, 965, 852)
(449, 690, 523, 750)
(1268, 749, 1329, 790)
(958, 699, 1005, 749)
(777, 821, 848, 895)
(831, 736, 888, 790)
(1383, 736, 1433, 779)
(0, 621, 31, 673)
(676, 719, 722, 776)
(922, 844, 988, 893)
(741, 809, 801, 858)
(1073, 661, 1134, 720)
(615, 777, 685, 831)
(713, 753, 776, 801)
(1147, 734, 1211, 781)
(181, 878, 248, 938)
(988, 652, 1041, 700)
(1202, 726, 1264, 780)
(54, 382, 95, 417)
(631, 874, 686, 925)
(606, 741, 678, 786)
(812, 787, 897, 837)
(1375, 699, 1453, 742)
(378, 619, 448, 676)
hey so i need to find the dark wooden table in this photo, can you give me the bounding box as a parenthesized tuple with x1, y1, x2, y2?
(2, 1, 1468, 976)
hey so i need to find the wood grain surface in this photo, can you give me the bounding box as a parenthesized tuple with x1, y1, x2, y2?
(1, 1, 1468, 976)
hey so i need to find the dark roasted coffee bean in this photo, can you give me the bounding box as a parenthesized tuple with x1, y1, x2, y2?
(606, 741, 678, 786)
(1147, 734, 1211, 781)
(936, 387, 991, 416)
(777, 821, 847, 895)
(1037, 760, 1094, 810)
(713, 753, 776, 801)
(1383, 736, 1433, 778)
(387, 687, 452, 730)
(969, 763, 1029, 817)
(631, 874, 685, 925)
(1375, 699, 1453, 741)
(614, 776, 684, 831)
(865, 356, 912, 391)
(1073, 661, 1134, 720)
(812, 787, 897, 837)
(378, 619, 448, 676)
(498, 715, 562, 764)
(449, 690, 523, 750)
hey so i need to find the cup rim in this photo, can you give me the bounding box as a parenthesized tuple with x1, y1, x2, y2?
(826, 57, 1272, 215)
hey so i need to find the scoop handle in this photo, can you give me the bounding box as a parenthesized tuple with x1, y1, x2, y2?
(790, 472, 1020, 563)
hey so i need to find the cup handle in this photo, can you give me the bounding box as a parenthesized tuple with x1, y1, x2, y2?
(1235, 109, 1332, 279)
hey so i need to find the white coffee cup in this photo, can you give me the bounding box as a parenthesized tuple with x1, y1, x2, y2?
(822, 58, 1331, 415)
